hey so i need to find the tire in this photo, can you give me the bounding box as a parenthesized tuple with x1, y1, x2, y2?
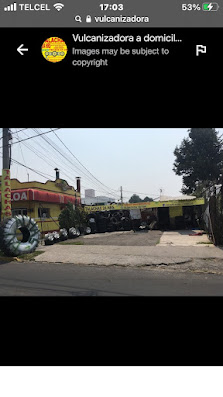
(44, 233, 54, 245)
(0, 215, 40, 257)
(75, 228, 81, 237)
(85, 227, 91, 234)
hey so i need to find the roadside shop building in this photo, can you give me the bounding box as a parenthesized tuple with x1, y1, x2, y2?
(0, 176, 81, 233)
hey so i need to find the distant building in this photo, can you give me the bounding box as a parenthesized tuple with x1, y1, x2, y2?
(82, 189, 116, 205)
(85, 189, 95, 198)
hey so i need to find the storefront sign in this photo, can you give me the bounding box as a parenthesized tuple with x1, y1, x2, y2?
(0, 190, 28, 202)
(11, 191, 27, 201)
(84, 198, 205, 213)
(1, 169, 12, 219)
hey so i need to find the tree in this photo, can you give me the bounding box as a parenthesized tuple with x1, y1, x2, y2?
(143, 196, 153, 202)
(73, 206, 88, 229)
(58, 202, 75, 231)
(129, 194, 142, 203)
(58, 202, 88, 231)
(173, 128, 223, 195)
(129, 194, 154, 203)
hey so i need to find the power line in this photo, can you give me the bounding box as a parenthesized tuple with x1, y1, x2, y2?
(9, 129, 85, 186)
(39, 129, 120, 197)
(15, 130, 29, 180)
(10, 158, 55, 179)
(8, 129, 144, 200)
(53, 130, 119, 195)
(7, 157, 156, 201)
(0, 128, 60, 150)
(32, 128, 120, 199)
(9, 130, 118, 197)
(9, 128, 29, 135)
(123, 190, 159, 197)
(12, 131, 113, 195)
(9, 159, 118, 200)
(31, 128, 119, 197)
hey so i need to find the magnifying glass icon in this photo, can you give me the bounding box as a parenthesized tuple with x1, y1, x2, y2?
(75, 15, 82, 22)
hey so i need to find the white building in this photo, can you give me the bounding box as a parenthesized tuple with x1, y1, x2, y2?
(82, 189, 116, 205)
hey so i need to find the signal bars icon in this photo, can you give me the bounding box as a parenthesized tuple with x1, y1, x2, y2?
(4, 2, 17, 11)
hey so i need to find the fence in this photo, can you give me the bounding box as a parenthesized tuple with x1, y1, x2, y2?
(203, 186, 223, 246)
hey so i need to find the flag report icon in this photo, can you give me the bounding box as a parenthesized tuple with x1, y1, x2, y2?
(4, 2, 17, 11)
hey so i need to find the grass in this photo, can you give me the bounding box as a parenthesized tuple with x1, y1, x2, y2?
(196, 241, 214, 245)
(18, 251, 43, 260)
(0, 249, 43, 261)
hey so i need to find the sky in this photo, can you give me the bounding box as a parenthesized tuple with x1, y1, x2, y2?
(1, 128, 223, 202)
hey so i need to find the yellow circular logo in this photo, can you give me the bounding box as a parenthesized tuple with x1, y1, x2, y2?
(42, 37, 67, 63)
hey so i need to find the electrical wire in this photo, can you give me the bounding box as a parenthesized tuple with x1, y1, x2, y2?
(8, 129, 158, 200)
(9, 128, 29, 135)
(0, 128, 60, 150)
(34, 128, 120, 197)
(52, 130, 119, 195)
(15, 130, 29, 179)
(123, 189, 159, 197)
(10, 158, 55, 179)
(31, 128, 120, 199)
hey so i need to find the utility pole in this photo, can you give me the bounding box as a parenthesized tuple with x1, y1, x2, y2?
(120, 186, 123, 204)
(3, 128, 10, 169)
(160, 188, 163, 200)
(1, 128, 12, 220)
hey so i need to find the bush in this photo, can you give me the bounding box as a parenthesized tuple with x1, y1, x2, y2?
(58, 202, 88, 231)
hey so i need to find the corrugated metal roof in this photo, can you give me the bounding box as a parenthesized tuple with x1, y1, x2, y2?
(159, 195, 196, 201)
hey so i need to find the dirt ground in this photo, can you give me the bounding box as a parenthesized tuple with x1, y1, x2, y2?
(60, 230, 163, 246)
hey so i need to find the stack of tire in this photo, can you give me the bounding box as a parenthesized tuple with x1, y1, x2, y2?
(108, 215, 118, 232)
(44, 233, 55, 245)
(68, 227, 81, 238)
(88, 214, 97, 234)
(0, 215, 40, 256)
(121, 216, 132, 231)
(59, 228, 68, 241)
(96, 213, 107, 233)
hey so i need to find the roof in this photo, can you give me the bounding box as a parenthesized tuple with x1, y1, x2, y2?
(159, 195, 197, 201)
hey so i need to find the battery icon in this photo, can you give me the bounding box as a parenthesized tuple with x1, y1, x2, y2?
(202, 2, 219, 10)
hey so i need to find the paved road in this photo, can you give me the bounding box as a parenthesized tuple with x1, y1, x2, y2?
(1, 260, 223, 296)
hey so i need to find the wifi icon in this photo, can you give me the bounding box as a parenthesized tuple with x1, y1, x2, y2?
(53, 3, 64, 11)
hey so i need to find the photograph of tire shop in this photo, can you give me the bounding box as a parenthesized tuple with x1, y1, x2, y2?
(84, 197, 205, 233)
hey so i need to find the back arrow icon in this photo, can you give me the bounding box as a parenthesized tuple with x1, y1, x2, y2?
(17, 44, 28, 55)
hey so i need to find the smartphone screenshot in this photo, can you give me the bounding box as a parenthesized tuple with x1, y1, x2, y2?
(1, 0, 222, 124)
(0, 0, 222, 365)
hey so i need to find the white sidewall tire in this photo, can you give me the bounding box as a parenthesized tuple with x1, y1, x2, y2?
(0, 215, 40, 256)
(76, 228, 81, 237)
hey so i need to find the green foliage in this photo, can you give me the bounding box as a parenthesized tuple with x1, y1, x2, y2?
(173, 128, 223, 195)
(129, 194, 142, 203)
(58, 202, 88, 230)
(58, 202, 75, 230)
(129, 194, 153, 203)
(73, 206, 88, 229)
(143, 196, 153, 202)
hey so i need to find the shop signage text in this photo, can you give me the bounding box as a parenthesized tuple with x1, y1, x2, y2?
(1, 169, 12, 218)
